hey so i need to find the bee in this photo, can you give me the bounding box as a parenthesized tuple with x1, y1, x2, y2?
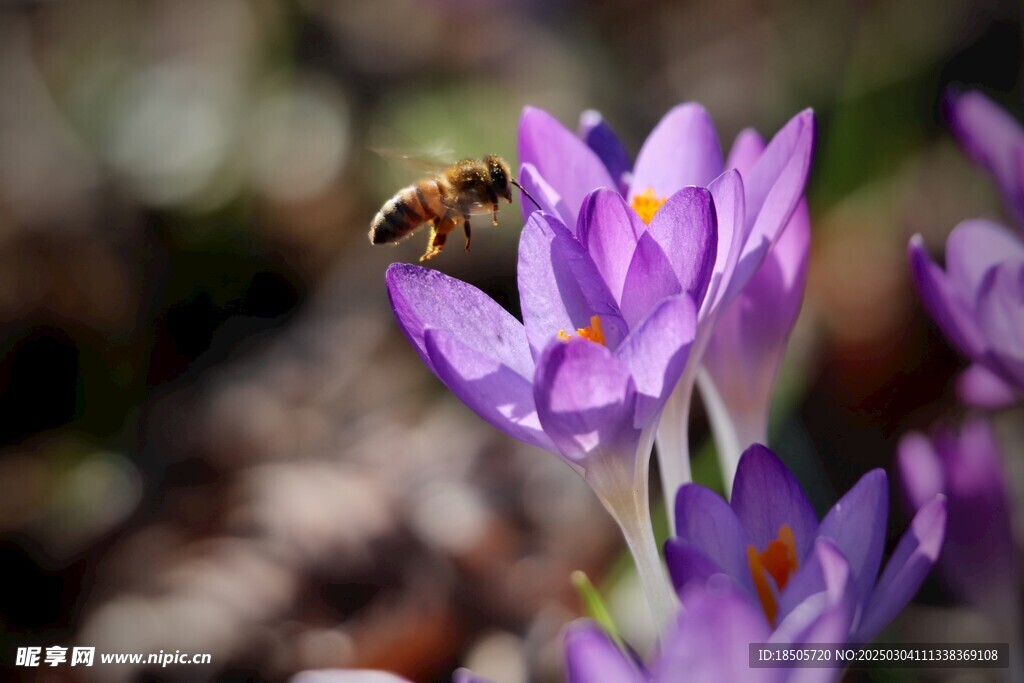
(369, 154, 539, 262)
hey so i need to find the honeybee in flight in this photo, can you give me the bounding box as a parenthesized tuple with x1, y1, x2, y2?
(369, 154, 540, 262)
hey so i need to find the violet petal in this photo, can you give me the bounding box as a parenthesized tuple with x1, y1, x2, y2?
(519, 107, 616, 225)
(629, 103, 724, 200)
(579, 110, 633, 196)
(563, 621, 646, 683)
(726, 110, 815, 303)
(619, 186, 718, 327)
(816, 470, 888, 614)
(907, 235, 986, 358)
(672, 483, 754, 594)
(956, 363, 1021, 408)
(576, 188, 647, 304)
(533, 337, 638, 463)
(855, 495, 946, 642)
(518, 212, 628, 358)
(615, 293, 697, 425)
(731, 445, 819, 560)
(424, 329, 553, 451)
(386, 263, 533, 378)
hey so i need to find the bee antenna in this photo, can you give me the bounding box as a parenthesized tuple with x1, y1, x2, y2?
(511, 179, 543, 212)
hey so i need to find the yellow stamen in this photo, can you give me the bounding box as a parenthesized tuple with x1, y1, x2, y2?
(746, 524, 799, 624)
(630, 188, 667, 224)
(557, 315, 606, 346)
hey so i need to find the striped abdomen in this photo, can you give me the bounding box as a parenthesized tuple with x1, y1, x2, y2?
(369, 178, 447, 244)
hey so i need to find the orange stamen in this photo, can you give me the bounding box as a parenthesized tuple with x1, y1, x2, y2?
(557, 315, 606, 346)
(630, 188, 667, 224)
(747, 524, 799, 624)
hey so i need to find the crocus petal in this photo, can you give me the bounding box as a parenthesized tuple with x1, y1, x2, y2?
(977, 260, 1024, 389)
(629, 103, 724, 200)
(290, 672, 412, 683)
(563, 621, 646, 683)
(816, 470, 888, 614)
(615, 293, 697, 424)
(386, 263, 533, 378)
(726, 110, 815, 303)
(855, 495, 946, 642)
(703, 169, 748, 316)
(652, 578, 774, 683)
(896, 432, 945, 512)
(907, 235, 986, 358)
(518, 212, 628, 358)
(518, 163, 570, 223)
(533, 337, 638, 463)
(576, 189, 647, 303)
(665, 539, 727, 595)
(519, 107, 616, 225)
(772, 605, 853, 683)
(947, 90, 1024, 224)
(671, 483, 754, 594)
(933, 419, 1019, 624)
(579, 110, 633, 196)
(726, 128, 766, 175)
(731, 445, 819, 560)
(619, 186, 718, 327)
(956, 362, 1021, 408)
(944, 219, 1024, 294)
(425, 329, 553, 451)
(702, 198, 809, 443)
(775, 538, 857, 642)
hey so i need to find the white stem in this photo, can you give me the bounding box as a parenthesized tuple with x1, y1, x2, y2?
(614, 493, 676, 632)
(656, 375, 694, 535)
(588, 423, 677, 633)
(655, 315, 721, 533)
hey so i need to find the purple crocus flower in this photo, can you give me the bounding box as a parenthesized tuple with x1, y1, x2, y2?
(563, 576, 854, 683)
(699, 130, 812, 490)
(908, 221, 1024, 408)
(909, 90, 1024, 408)
(665, 445, 946, 643)
(898, 419, 1021, 644)
(946, 90, 1024, 230)
(518, 104, 815, 506)
(386, 197, 710, 624)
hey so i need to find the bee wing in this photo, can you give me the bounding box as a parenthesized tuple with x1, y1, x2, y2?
(437, 195, 498, 216)
(368, 147, 453, 173)
(366, 125, 455, 173)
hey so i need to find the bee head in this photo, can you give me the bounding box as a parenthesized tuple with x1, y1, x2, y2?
(485, 154, 513, 202)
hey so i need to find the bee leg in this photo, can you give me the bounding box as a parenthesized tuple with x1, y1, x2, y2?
(487, 189, 500, 226)
(420, 220, 448, 262)
(463, 219, 472, 252)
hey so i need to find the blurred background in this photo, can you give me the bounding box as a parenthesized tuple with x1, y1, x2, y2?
(0, 0, 1022, 681)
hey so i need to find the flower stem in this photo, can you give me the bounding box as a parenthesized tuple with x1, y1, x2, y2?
(613, 493, 676, 633)
(656, 371, 695, 535)
(588, 424, 677, 634)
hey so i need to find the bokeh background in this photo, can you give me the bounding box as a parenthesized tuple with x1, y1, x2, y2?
(0, 0, 1022, 681)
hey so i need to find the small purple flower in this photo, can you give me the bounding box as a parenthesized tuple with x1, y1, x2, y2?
(666, 445, 946, 643)
(946, 90, 1024, 230)
(387, 200, 709, 624)
(517, 104, 815, 501)
(911, 90, 1024, 408)
(908, 221, 1024, 407)
(563, 577, 853, 683)
(897, 419, 1020, 640)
